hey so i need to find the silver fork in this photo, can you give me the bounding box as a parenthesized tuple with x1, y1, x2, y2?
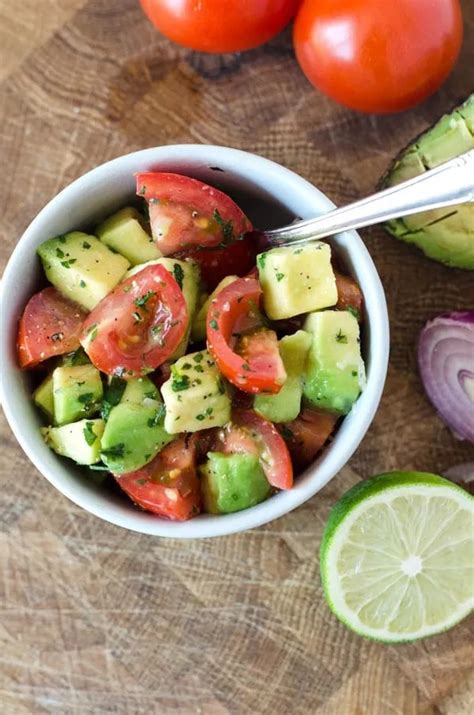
(262, 150, 474, 247)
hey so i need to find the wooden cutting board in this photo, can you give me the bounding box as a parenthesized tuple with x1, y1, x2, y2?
(1, 1, 473, 713)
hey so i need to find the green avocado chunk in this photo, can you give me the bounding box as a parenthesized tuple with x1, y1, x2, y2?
(37, 232, 130, 310)
(96, 207, 162, 266)
(33, 374, 55, 421)
(100, 401, 172, 474)
(52, 364, 103, 425)
(254, 330, 312, 423)
(200, 452, 271, 514)
(303, 310, 365, 415)
(42, 418, 105, 465)
(382, 94, 474, 269)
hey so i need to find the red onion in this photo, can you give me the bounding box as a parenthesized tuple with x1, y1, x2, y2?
(418, 311, 474, 443)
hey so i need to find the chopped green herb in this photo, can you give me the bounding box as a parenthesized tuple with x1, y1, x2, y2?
(181, 363, 192, 370)
(280, 426, 294, 440)
(83, 421, 97, 446)
(205, 407, 213, 416)
(257, 253, 266, 270)
(275, 272, 285, 282)
(195, 413, 206, 421)
(336, 330, 348, 344)
(171, 366, 190, 392)
(213, 209, 234, 242)
(58, 235, 67, 244)
(79, 280, 87, 288)
(123, 285, 132, 293)
(101, 377, 126, 420)
(352, 370, 358, 377)
(209, 319, 218, 330)
(193, 353, 204, 363)
(78, 392, 94, 405)
(101, 443, 125, 459)
(56, 247, 65, 259)
(82, 241, 91, 249)
(136, 478, 147, 486)
(347, 306, 361, 320)
(60, 259, 77, 269)
(88, 326, 98, 342)
(147, 404, 166, 427)
(172, 263, 184, 290)
(217, 378, 226, 395)
(293, 248, 303, 255)
(242, 363, 251, 371)
(134, 290, 155, 308)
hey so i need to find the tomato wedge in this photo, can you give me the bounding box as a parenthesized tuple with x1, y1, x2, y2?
(17, 287, 86, 368)
(136, 172, 252, 255)
(114, 436, 201, 520)
(218, 409, 293, 490)
(80, 264, 187, 378)
(335, 271, 363, 318)
(179, 234, 258, 291)
(279, 408, 338, 470)
(206, 277, 286, 394)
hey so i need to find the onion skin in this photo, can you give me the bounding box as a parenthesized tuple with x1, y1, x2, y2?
(418, 311, 474, 443)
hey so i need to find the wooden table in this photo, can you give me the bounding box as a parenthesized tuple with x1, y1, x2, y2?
(1, 2, 473, 713)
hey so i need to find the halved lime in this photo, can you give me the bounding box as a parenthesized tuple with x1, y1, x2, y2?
(320, 472, 474, 643)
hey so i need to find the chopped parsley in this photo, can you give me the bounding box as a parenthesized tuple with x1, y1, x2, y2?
(80, 280, 87, 288)
(101, 377, 126, 420)
(60, 258, 77, 269)
(242, 363, 251, 371)
(194, 364, 204, 373)
(78, 392, 95, 406)
(134, 290, 155, 309)
(217, 378, 226, 395)
(347, 306, 360, 320)
(275, 272, 285, 282)
(352, 370, 358, 377)
(181, 362, 192, 370)
(55, 247, 65, 258)
(136, 478, 147, 486)
(213, 209, 234, 242)
(82, 241, 91, 249)
(336, 330, 348, 344)
(147, 404, 166, 427)
(83, 421, 97, 446)
(257, 253, 267, 270)
(195, 413, 206, 421)
(171, 367, 190, 392)
(209, 319, 218, 330)
(87, 323, 98, 342)
(293, 248, 303, 254)
(172, 263, 184, 290)
(101, 443, 125, 459)
(280, 426, 294, 440)
(193, 352, 204, 363)
(58, 235, 67, 243)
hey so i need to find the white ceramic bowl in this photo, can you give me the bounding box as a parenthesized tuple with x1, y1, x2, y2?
(0, 145, 389, 538)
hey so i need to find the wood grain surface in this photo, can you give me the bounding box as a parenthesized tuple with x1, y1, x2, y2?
(1, 1, 473, 713)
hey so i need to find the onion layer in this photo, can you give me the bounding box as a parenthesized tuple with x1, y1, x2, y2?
(418, 311, 474, 443)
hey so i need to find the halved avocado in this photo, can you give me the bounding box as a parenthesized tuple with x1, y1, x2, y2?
(381, 95, 474, 270)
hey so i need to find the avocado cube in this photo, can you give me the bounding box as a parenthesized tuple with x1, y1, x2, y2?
(200, 452, 271, 514)
(96, 207, 162, 266)
(100, 401, 172, 474)
(254, 330, 312, 423)
(52, 364, 103, 425)
(161, 350, 231, 434)
(127, 257, 201, 357)
(37, 232, 130, 311)
(191, 275, 238, 343)
(303, 310, 365, 415)
(33, 374, 55, 421)
(42, 418, 105, 465)
(257, 242, 337, 320)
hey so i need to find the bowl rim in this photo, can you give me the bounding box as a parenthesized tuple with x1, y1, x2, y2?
(0, 144, 389, 538)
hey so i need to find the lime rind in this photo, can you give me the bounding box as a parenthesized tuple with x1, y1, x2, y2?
(320, 472, 474, 643)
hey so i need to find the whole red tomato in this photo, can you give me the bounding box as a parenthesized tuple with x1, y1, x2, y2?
(293, 0, 463, 113)
(140, 0, 301, 53)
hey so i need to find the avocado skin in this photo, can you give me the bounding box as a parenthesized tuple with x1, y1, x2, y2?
(200, 453, 271, 514)
(381, 94, 474, 270)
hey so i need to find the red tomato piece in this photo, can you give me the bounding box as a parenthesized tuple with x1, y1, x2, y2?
(280, 408, 338, 470)
(136, 172, 252, 256)
(114, 437, 201, 520)
(293, 0, 463, 114)
(335, 271, 363, 318)
(206, 277, 286, 394)
(139, 0, 301, 54)
(218, 409, 293, 490)
(80, 265, 187, 378)
(180, 234, 258, 291)
(17, 287, 86, 368)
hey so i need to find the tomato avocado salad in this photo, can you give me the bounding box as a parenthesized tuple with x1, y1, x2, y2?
(17, 172, 366, 521)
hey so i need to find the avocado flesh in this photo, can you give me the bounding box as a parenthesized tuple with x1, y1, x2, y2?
(100, 402, 172, 474)
(382, 94, 474, 270)
(200, 453, 271, 514)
